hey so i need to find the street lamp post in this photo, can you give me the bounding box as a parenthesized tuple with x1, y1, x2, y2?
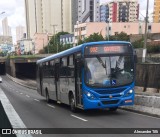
(107, 18, 110, 41)
(55, 29, 58, 53)
(51, 25, 58, 53)
(76, 21, 79, 46)
(45, 30, 49, 54)
(0, 11, 5, 16)
(143, 0, 149, 63)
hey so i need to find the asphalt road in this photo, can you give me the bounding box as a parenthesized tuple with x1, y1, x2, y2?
(0, 75, 160, 137)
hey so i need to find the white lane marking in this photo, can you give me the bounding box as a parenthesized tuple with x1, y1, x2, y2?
(71, 114, 88, 122)
(123, 110, 160, 120)
(47, 104, 55, 108)
(26, 95, 30, 98)
(20, 93, 23, 95)
(34, 99, 40, 102)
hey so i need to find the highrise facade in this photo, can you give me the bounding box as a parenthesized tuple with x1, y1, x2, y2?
(100, 0, 139, 22)
(72, 0, 100, 28)
(24, 0, 72, 39)
(153, 0, 160, 23)
(16, 26, 25, 41)
(2, 17, 11, 36)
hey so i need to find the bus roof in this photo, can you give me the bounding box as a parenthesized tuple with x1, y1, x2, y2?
(37, 41, 131, 64)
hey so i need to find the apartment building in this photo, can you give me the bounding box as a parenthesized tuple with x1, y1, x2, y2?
(2, 17, 11, 36)
(72, 0, 100, 30)
(74, 22, 160, 43)
(100, 0, 139, 22)
(24, 0, 72, 39)
(16, 26, 25, 42)
(153, 0, 160, 23)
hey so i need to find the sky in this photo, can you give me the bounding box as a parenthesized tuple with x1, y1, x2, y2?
(0, 0, 154, 44)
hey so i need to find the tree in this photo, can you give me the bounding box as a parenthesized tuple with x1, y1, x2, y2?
(131, 38, 144, 49)
(78, 33, 105, 44)
(107, 32, 130, 41)
(44, 31, 70, 53)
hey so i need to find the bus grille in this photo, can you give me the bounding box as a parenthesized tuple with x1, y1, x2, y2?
(95, 88, 126, 94)
(101, 100, 119, 105)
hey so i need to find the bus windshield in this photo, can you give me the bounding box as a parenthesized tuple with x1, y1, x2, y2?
(85, 55, 134, 88)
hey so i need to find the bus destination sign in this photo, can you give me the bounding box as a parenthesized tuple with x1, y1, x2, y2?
(85, 44, 131, 55)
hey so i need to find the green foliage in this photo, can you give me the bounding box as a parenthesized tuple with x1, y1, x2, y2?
(147, 44, 160, 53)
(44, 31, 70, 53)
(107, 32, 130, 41)
(131, 38, 144, 49)
(78, 33, 105, 44)
(78, 39, 84, 45)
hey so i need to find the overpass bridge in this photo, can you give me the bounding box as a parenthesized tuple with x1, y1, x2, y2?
(0, 54, 52, 79)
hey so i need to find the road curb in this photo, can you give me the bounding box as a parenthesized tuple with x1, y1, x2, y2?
(6, 74, 37, 90)
(121, 94, 160, 117)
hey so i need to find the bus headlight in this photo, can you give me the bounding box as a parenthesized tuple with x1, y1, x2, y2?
(125, 89, 134, 97)
(129, 89, 133, 94)
(84, 91, 95, 100)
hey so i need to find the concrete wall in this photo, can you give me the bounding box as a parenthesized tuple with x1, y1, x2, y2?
(136, 64, 160, 92)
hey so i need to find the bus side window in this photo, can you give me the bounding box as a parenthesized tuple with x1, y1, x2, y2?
(60, 57, 68, 77)
(50, 60, 55, 77)
(68, 55, 74, 77)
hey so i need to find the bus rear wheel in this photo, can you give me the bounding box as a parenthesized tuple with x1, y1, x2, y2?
(70, 94, 76, 112)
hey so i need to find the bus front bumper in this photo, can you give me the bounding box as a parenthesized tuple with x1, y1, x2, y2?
(83, 94, 134, 110)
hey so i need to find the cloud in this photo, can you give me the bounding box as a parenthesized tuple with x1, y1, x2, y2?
(0, 0, 25, 43)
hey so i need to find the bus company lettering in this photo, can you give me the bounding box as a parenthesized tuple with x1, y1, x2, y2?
(104, 46, 121, 52)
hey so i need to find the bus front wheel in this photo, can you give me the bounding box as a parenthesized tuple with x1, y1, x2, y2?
(109, 107, 118, 112)
(70, 94, 76, 112)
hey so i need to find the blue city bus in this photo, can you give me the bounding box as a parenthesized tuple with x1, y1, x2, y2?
(36, 41, 136, 112)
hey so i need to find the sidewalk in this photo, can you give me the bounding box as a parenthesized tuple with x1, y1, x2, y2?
(7, 74, 37, 90)
(121, 87, 160, 117)
(7, 74, 160, 117)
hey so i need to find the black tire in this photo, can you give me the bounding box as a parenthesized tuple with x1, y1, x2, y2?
(109, 107, 118, 112)
(70, 94, 76, 112)
(46, 91, 50, 103)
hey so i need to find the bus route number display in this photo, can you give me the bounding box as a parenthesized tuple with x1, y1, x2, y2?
(85, 45, 130, 55)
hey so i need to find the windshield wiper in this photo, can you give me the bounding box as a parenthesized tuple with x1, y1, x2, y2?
(96, 56, 106, 68)
(96, 56, 108, 75)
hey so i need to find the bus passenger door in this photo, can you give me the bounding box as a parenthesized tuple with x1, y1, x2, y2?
(55, 63, 60, 101)
(75, 57, 83, 107)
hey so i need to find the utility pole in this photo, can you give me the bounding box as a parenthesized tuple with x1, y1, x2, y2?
(51, 25, 58, 53)
(107, 18, 110, 41)
(45, 30, 49, 54)
(143, 0, 149, 63)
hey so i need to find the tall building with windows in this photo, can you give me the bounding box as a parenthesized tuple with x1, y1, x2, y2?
(24, 0, 72, 39)
(100, 4, 109, 22)
(2, 17, 11, 36)
(153, 0, 160, 23)
(16, 26, 25, 41)
(100, 0, 139, 23)
(72, 0, 100, 29)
